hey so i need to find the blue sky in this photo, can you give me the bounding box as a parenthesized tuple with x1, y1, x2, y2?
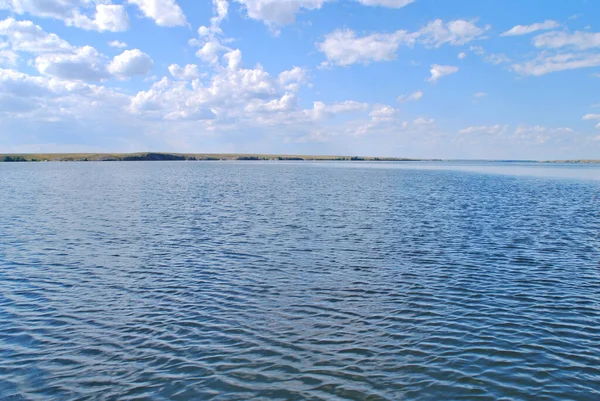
(1, 0, 599, 159)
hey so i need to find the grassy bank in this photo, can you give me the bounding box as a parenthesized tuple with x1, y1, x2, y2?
(0, 152, 436, 163)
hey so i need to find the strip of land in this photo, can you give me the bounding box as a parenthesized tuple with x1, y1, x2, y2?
(0, 152, 438, 162)
(542, 160, 600, 164)
(0, 153, 597, 163)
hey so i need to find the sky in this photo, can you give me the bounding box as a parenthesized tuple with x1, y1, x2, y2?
(1, 0, 599, 159)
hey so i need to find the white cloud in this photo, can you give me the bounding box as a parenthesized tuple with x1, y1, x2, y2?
(484, 53, 510, 65)
(211, 0, 229, 26)
(512, 125, 573, 145)
(0, 67, 129, 119)
(235, 0, 414, 28)
(69, 4, 130, 32)
(0, 1, 129, 32)
(327, 100, 369, 113)
(470, 45, 485, 56)
(397, 90, 423, 103)
(316, 19, 487, 67)
(428, 64, 459, 82)
(459, 124, 505, 134)
(473, 92, 487, 98)
(501, 20, 560, 36)
(278, 66, 308, 91)
(317, 28, 415, 66)
(129, 48, 281, 121)
(223, 48, 242, 69)
(509, 29, 600, 77)
(108, 49, 154, 78)
(0, 42, 17, 66)
(108, 41, 128, 49)
(278, 66, 306, 85)
(0, 18, 114, 81)
(0, 18, 155, 81)
(190, 0, 235, 66)
(583, 113, 600, 129)
(370, 104, 397, 121)
(512, 52, 600, 76)
(235, 0, 327, 27)
(306, 100, 369, 120)
(418, 19, 488, 48)
(195, 38, 230, 64)
(168, 64, 200, 80)
(0, 18, 72, 54)
(533, 31, 600, 50)
(35, 46, 109, 81)
(128, 0, 187, 27)
(458, 51, 466, 59)
(412, 116, 434, 126)
(246, 93, 297, 113)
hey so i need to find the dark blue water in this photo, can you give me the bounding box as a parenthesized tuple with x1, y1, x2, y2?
(1, 161, 599, 401)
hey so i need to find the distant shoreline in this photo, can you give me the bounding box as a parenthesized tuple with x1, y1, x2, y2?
(0, 153, 436, 163)
(0, 152, 598, 164)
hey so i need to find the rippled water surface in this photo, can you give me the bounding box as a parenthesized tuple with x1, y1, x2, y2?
(1, 161, 599, 401)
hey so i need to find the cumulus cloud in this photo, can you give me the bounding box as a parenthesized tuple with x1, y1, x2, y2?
(0, 18, 110, 81)
(168, 64, 200, 80)
(370, 104, 397, 121)
(0, 18, 72, 54)
(0, 17, 154, 81)
(211, 0, 229, 26)
(36, 46, 109, 81)
(512, 125, 573, 145)
(428, 64, 459, 82)
(508, 29, 600, 77)
(458, 52, 466, 59)
(235, 0, 415, 28)
(533, 31, 600, 50)
(397, 90, 423, 103)
(189, 1, 236, 65)
(304, 100, 369, 121)
(109, 41, 128, 49)
(0, 1, 129, 32)
(501, 20, 560, 37)
(69, 4, 130, 32)
(317, 29, 415, 66)
(235, 0, 327, 27)
(108, 49, 154, 78)
(484, 53, 510, 65)
(129, 48, 280, 120)
(0, 50, 18, 67)
(418, 19, 489, 48)
(316, 19, 487, 67)
(278, 66, 306, 85)
(0, 67, 129, 119)
(459, 124, 506, 134)
(128, 0, 187, 27)
(583, 113, 600, 129)
(246, 93, 298, 113)
(512, 53, 600, 76)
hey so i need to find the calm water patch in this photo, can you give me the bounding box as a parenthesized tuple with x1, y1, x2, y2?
(1, 161, 599, 400)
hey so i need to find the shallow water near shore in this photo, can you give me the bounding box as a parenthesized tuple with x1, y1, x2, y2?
(1, 161, 599, 400)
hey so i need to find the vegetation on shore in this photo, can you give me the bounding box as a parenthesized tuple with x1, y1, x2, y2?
(0, 152, 436, 163)
(542, 160, 600, 164)
(1, 153, 597, 163)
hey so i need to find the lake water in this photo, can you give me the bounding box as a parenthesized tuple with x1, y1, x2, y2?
(1, 161, 599, 400)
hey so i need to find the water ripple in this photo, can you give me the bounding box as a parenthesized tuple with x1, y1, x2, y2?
(1, 162, 599, 400)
